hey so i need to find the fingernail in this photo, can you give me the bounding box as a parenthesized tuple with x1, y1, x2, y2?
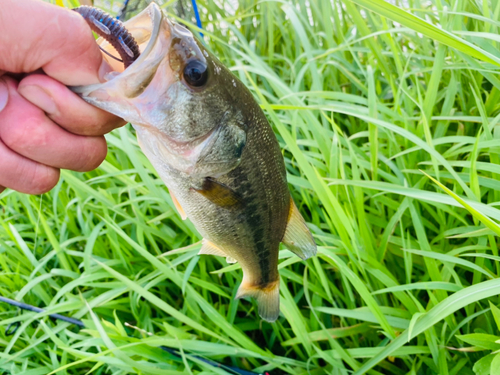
(19, 85, 57, 115)
(0, 79, 9, 112)
(98, 59, 114, 82)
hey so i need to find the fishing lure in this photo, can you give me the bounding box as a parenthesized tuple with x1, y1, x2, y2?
(73, 5, 140, 67)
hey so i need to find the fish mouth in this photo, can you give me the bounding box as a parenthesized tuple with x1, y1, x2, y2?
(70, 3, 173, 122)
(73, 2, 163, 89)
(99, 3, 163, 73)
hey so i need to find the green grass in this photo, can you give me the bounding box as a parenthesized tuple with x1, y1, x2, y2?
(2, 0, 500, 373)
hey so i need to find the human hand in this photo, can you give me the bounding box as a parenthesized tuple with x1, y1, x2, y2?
(0, 0, 126, 195)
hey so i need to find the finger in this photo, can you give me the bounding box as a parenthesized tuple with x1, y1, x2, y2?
(0, 77, 108, 172)
(19, 74, 126, 136)
(0, 139, 59, 195)
(0, 0, 111, 85)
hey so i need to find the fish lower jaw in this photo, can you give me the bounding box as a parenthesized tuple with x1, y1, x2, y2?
(148, 128, 222, 176)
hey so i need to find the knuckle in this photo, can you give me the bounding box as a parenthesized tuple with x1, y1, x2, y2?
(3, 123, 27, 151)
(3, 117, 47, 153)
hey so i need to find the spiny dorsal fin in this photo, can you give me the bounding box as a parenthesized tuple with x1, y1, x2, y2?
(236, 278, 280, 322)
(192, 177, 244, 209)
(282, 199, 317, 260)
(198, 239, 227, 257)
(170, 191, 187, 220)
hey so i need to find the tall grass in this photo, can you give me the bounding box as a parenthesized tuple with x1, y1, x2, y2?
(1, 0, 500, 373)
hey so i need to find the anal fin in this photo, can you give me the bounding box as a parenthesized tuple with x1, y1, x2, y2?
(170, 191, 187, 220)
(236, 278, 280, 322)
(282, 199, 317, 260)
(198, 239, 227, 257)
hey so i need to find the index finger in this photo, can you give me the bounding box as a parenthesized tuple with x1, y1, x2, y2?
(0, 0, 108, 85)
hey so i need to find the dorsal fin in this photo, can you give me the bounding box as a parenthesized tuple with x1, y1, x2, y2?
(282, 199, 317, 260)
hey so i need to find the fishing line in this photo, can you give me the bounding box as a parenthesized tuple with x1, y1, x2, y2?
(116, 0, 131, 20)
(99, 47, 124, 63)
(0, 296, 84, 327)
(0, 297, 267, 375)
(191, 0, 204, 37)
(117, 0, 204, 36)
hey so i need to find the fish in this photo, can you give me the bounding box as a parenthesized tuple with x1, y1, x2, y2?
(72, 3, 317, 322)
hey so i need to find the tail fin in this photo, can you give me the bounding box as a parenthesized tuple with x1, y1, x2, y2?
(236, 279, 280, 322)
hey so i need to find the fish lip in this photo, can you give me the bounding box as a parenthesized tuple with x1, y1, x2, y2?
(145, 110, 228, 157)
(171, 125, 218, 148)
(143, 112, 225, 176)
(124, 3, 163, 70)
(167, 111, 228, 148)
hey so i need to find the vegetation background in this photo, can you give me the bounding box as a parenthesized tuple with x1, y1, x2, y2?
(2, 0, 500, 373)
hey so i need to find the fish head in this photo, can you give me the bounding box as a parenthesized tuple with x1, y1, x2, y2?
(72, 3, 247, 177)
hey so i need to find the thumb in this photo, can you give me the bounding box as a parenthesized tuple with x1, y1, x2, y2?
(0, 0, 112, 85)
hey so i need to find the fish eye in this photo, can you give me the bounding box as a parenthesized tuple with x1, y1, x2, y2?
(183, 60, 208, 87)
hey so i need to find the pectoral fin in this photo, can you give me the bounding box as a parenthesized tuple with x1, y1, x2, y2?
(236, 278, 280, 322)
(198, 239, 227, 257)
(170, 192, 187, 220)
(192, 177, 244, 209)
(282, 199, 317, 260)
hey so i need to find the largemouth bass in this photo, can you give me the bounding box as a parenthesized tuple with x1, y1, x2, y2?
(73, 3, 316, 322)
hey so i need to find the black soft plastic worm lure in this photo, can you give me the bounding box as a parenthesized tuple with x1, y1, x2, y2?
(73, 6, 140, 68)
